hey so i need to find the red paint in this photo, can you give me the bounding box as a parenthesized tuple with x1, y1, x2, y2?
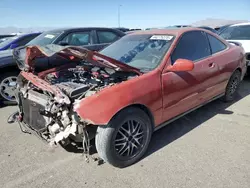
(75, 70, 163, 125)
(75, 29, 246, 126)
(23, 28, 247, 127)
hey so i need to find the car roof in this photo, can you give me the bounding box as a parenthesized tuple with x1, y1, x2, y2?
(230, 22, 250, 27)
(130, 27, 210, 36)
(44, 27, 123, 32)
(8, 32, 41, 38)
(21, 32, 41, 36)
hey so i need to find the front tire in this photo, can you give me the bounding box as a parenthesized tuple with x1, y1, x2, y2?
(95, 107, 152, 168)
(223, 70, 241, 102)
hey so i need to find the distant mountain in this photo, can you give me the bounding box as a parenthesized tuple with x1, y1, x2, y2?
(191, 18, 249, 28)
(0, 27, 56, 34)
(1, 18, 249, 34)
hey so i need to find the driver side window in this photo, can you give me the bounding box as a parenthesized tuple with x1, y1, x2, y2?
(171, 31, 211, 64)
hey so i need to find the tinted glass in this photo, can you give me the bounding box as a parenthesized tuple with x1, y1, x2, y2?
(171, 31, 211, 63)
(220, 25, 250, 40)
(207, 34, 227, 54)
(62, 32, 90, 46)
(16, 34, 40, 46)
(97, 31, 120, 43)
(100, 34, 174, 72)
(27, 31, 62, 46)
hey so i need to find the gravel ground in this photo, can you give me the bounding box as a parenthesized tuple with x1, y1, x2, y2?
(0, 79, 250, 188)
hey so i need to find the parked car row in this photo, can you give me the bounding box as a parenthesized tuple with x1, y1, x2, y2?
(146, 25, 217, 33)
(219, 23, 250, 70)
(6, 26, 247, 168)
(114, 27, 142, 32)
(1, 22, 250, 104)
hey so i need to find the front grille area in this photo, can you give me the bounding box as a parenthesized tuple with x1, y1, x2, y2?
(18, 91, 49, 131)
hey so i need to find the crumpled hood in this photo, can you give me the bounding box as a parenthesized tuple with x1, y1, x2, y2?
(14, 44, 142, 75)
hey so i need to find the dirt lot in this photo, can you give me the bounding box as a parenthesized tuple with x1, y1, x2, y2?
(0, 78, 250, 188)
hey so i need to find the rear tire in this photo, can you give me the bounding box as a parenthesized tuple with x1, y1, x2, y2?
(223, 70, 241, 102)
(95, 107, 152, 168)
(0, 71, 19, 105)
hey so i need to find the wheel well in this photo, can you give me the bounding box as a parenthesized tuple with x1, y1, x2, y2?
(0, 66, 19, 74)
(234, 68, 242, 78)
(113, 104, 155, 128)
(236, 67, 241, 74)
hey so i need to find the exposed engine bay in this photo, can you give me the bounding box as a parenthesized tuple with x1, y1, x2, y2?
(15, 63, 137, 148)
(44, 65, 136, 99)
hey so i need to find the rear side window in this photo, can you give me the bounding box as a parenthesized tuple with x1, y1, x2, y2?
(171, 31, 211, 63)
(62, 32, 90, 46)
(97, 31, 120, 44)
(207, 34, 227, 54)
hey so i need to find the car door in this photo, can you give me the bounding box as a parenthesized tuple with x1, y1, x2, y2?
(198, 33, 229, 102)
(161, 31, 219, 121)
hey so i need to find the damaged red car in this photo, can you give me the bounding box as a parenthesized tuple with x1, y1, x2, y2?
(9, 28, 246, 168)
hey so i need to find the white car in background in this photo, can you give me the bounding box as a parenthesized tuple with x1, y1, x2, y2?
(219, 22, 250, 72)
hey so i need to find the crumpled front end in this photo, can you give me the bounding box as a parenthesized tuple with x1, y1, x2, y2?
(13, 72, 87, 147)
(9, 45, 139, 154)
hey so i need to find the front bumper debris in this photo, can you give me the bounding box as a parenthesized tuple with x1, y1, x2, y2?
(7, 110, 102, 164)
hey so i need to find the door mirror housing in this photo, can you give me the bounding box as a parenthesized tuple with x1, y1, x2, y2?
(166, 59, 194, 72)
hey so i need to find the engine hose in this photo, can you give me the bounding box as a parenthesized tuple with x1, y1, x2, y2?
(78, 85, 96, 100)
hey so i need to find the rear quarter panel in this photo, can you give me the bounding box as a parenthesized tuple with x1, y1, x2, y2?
(216, 44, 246, 89)
(75, 69, 163, 125)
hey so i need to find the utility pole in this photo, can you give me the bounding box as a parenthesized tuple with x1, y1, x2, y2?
(118, 5, 122, 27)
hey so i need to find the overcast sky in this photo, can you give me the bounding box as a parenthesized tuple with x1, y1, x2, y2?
(0, 0, 249, 28)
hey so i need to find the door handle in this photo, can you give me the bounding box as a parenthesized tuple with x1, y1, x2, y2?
(209, 62, 215, 68)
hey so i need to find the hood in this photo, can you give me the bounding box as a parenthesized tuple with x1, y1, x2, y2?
(0, 49, 13, 58)
(227, 40, 250, 53)
(13, 44, 142, 75)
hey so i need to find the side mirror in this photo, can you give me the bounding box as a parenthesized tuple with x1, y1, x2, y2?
(10, 43, 18, 49)
(166, 59, 194, 72)
(58, 41, 69, 46)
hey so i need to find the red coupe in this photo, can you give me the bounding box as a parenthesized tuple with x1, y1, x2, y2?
(9, 28, 246, 167)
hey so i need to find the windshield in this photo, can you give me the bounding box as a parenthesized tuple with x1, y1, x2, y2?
(0, 36, 18, 48)
(27, 31, 62, 46)
(100, 34, 174, 72)
(219, 25, 250, 40)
